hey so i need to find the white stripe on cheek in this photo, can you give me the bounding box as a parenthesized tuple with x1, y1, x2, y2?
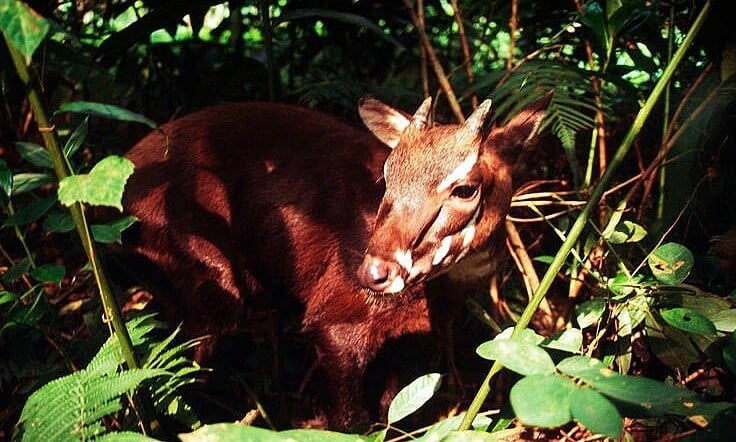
(432, 235, 454, 265)
(437, 152, 478, 193)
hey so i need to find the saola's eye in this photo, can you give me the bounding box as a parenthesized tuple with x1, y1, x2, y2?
(450, 184, 478, 200)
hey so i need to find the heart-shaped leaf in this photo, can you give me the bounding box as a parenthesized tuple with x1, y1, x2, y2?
(58, 156, 134, 210)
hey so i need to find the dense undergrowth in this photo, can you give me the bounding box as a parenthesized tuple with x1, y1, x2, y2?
(1, 0, 736, 440)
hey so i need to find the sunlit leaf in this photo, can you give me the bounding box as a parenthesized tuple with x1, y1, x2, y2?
(91, 216, 138, 244)
(0, 0, 50, 62)
(476, 339, 555, 375)
(576, 298, 607, 328)
(510, 374, 575, 428)
(387, 372, 442, 424)
(57, 156, 134, 210)
(55, 102, 157, 128)
(648, 242, 694, 285)
(660, 308, 717, 337)
(543, 328, 583, 353)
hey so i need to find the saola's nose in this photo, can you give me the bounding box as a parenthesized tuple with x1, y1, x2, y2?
(357, 255, 405, 294)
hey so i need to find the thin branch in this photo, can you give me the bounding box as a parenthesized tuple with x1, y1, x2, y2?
(402, 0, 465, 122)
(449, 0, 477, 108)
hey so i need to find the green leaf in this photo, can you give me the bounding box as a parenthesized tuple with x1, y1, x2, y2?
(15, 141, 53, 169)
(601, 200, 626, 240)
(723, 333, 736, 375)
(2, 196, 56, 227)
(387, 372, 442, 424)
(0, 158, 14, 201)
(0, 0, 50, 62)
(476, 339, 555, 375)
(43, 211, 75, 233)
(532, 255, 554, 264)
(576, 298, 607, 328)
(58, 156, 134, 210)
(29, 263, 65, 284)
(510, 374, 575, 428)
(180, 423, 370, 442)
(569, 387, 623, 439)
(608, 220, 647, 244)
(2, 256, 32, 283)
(91, 216, 138, 244)
(12, 172, 55, 194)
(64, 117, 89, 159)
(542, 328, 583, 353)
(660, 307, 717, 337)
(709, 309, 736, 333)
(95, 432, 160, 442)
(648, 242, 694, 285)
(557, 355, 730, 419)
(54, 102, 157, 128)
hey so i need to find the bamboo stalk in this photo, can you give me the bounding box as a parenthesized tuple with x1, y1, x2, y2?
(4, 35, 139, 370)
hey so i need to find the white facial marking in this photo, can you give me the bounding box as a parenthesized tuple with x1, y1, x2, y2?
(437, 152, 478, 193)
(394, 249, 413, 273)
(385, 275, 406, 294)
(461, 224, 476, 249)
(433, 235, 454, 265)
(383, 161, 389, 179)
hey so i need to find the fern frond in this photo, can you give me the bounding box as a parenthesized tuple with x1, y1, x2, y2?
(15, 367, 164, 442)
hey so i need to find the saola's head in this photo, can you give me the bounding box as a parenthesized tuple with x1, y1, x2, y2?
(356, 94, 550, 295)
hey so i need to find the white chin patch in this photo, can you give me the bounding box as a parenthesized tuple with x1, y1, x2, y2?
(384, 276, 406, 294)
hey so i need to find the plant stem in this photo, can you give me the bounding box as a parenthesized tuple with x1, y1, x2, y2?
(457, 0, 712, 431)
(4, 35, 139, 370)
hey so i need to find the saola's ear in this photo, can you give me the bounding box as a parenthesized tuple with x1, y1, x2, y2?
(359, 96, 431, 149)
(484, 91, 553, 157)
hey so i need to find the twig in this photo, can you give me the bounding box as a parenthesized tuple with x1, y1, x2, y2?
(448, 0, 477, 108)
(402, 0, 464, 122)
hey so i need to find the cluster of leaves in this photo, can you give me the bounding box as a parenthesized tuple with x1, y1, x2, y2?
(2, 0, 736, 440)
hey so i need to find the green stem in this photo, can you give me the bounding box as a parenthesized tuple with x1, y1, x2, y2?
(4, 35, 139, 369)
(457, 0, 711, 431)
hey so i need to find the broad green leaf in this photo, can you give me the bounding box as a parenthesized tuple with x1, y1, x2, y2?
(0, 0, 50, 62)
(0, 158, 13, 201)
(440, 431, 495, 442)
(601, 200, 626, 240)
(91, 216, 138, 244)
(576, 298, 606, 328)
(29, 263, 65, 284)
(15, 141, 52, 169)
(55, 102, 157, 129)
(58, 156, 134, 210)
(569, 388, 623, 439)
(387, 372, 442, 424)
(557, 355, 730, 419)
(510, 374, 575, 428)
(648, 242, 694, 285)
(12, 172, 55, 194)
(542, 328, 583, 353)
(43, 211, 75, 233)
(660, 308, 717, 336)
(607, 273, 646, 300)
(645, 308, 702, 373)
(0, 291, 17, 305)
(2, 196, 56, 227)
(64, 117, 89, 159)
(476, 339, 555, 375)
(608, 220, 647, 244)
(411, 413, 492, 442)
(493, 327, 546, 345)
(579, 2, 610, 60)
(709, 309, 736, 333)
